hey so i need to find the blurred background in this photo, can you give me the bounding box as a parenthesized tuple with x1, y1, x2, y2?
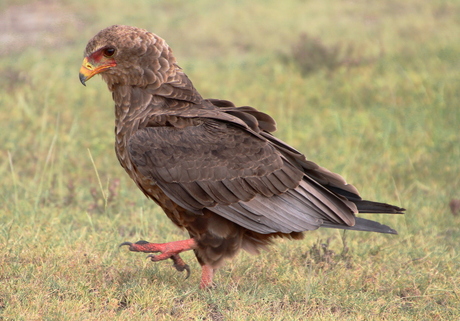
(0, 0, 459, 319)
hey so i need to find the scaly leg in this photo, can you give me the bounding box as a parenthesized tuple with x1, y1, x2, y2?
(199, 264, 215, 289)
(120, 238, 197, 278)
(120, 238, 216, 288)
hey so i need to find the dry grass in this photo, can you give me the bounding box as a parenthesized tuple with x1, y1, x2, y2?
(1, 0, 459, 320)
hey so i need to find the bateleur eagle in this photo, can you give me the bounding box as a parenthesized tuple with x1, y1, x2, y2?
(79, 25, 404, 289)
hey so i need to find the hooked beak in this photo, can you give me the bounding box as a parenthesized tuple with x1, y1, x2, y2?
(79, 57, 115, 86)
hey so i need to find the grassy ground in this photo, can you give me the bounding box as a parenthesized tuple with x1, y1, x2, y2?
(1, 0, 459, 320)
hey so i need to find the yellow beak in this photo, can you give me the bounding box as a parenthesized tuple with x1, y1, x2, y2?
(79, 57, 115, 86)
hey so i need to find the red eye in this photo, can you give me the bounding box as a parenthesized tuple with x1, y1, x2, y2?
(103, 47, 116, 57)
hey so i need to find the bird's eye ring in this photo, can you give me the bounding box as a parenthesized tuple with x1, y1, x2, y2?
(103, 47, 116, 57)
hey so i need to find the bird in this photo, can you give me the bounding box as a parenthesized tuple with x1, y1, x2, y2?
(79, 25, 404, 289)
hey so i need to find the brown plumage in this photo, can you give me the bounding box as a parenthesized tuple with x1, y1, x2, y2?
(79, 25, 404, 289)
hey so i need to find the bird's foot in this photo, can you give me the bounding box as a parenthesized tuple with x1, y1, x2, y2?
(120, 238, 197, 278)
(199, 264, 215, 289)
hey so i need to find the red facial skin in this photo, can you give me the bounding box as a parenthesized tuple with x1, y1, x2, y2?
(79, 48, 117, 85)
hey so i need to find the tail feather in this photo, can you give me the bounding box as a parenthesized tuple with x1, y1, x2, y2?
(354, 200, 405, 214)
(321, 217, 398, 235)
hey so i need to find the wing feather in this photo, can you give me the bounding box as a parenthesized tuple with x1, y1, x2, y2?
(128, 116, 361, 234)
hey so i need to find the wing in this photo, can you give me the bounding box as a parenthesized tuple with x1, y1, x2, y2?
(128, 116, 359, 234)
(206, 98, 362, 198)
(205, 99, 403, 216)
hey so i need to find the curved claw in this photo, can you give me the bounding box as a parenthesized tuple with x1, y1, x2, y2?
(120, 239, 196, 281)
(119, 241, 133, 248)
(172, 260, 191, 279)
(179, 264, 191, 279)
(119, 240, 150, 251)
(146, 254, 191, 279)
(171, 254, 191, 279)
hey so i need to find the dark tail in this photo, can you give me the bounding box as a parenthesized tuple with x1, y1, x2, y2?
(321, 217, 398, 234)
(325, 186, 405, 214)
(322, 193, 403, 234)
(355, 200, 405, 214)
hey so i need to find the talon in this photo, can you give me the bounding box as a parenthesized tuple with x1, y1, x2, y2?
(175, 264, 191, 279)
(118, 238, 197, 281)
(146, 253, 190, 278)
(119, 241, 133, 248)
(146, 254, 157, 260)
(119, 240, 154, 252)
(185, 266, 190, 279)
(170, 254, 190, 278)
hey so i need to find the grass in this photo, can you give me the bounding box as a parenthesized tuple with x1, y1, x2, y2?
(1, 0, 459, 319)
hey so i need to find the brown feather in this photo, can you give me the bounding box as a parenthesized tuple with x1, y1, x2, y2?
(81, 25, 404, 271)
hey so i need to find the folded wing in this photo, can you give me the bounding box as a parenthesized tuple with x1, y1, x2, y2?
(128, 117, 364, 234)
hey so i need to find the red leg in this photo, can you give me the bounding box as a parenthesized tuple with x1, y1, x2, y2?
(120, 238, 197, 278)
(120, 238, 197, 254)
(200, 264, 215, 289)
(120, 238, 216, 289)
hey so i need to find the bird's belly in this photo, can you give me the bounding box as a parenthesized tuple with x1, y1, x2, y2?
(136, 175, 195, 229)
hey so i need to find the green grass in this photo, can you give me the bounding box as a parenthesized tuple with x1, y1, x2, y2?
(1, 0, 459, 319)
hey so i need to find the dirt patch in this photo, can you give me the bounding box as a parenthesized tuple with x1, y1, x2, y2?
(0, 0, 83, 56)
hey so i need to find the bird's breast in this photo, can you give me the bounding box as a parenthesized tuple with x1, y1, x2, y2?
(114, 127, 193, 229)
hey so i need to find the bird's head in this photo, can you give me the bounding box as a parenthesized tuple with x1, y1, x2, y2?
(79, 25, 178, 89)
